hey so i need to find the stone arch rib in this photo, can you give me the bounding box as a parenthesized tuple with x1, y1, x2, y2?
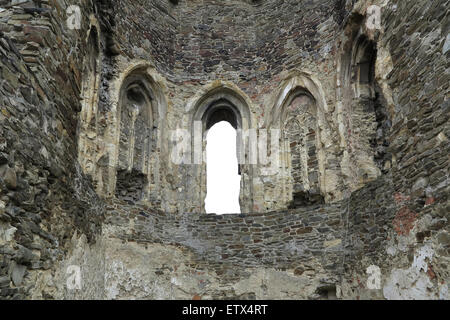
(78, 20, 101, 184)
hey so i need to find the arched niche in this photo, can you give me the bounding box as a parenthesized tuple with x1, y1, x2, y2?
(352, 35, 377, 99)
(78, 21, 101, 182)
(267, 74, 331, 207)
(280, 88, 323, 207)
(339, 22, 392, 185)
(115, 69, 158, 203)
(190, 86, 254, 213)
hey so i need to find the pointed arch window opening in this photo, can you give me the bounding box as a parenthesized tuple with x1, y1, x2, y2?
(191, 90, 254, 214)
(205, 121, 241, 215)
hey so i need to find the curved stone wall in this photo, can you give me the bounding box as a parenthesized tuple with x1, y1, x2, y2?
(0, 1, 105, 299)
(0, 0, 448, 300)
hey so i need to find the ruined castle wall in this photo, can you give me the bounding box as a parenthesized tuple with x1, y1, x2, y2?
(102, 198, 344, 300)
(90, 0, 346, 213)
(81, 0, 177, 211)
(114, 0, 177, 77)
(92, 0, 449, 300)
(0, 1, 105, 299)
(0, 0, 447, 301)
(339, 0, 449, 300)
(169, 0, 344, 212)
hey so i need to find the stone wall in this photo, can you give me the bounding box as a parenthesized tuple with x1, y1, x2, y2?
(339, 0, 449, 300)
(0, 0, 104, 299)
(102, 198, 344, 299)
(79, 0, 344, 213)
(0, 0, 448, 300)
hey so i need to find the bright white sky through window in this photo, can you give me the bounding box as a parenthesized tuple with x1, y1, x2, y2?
(205, 121, 241, 214)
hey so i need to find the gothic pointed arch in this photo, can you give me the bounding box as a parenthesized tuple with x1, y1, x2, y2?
(268, 74, 329, 207)
(187, 84, 255, 213)
(114, 67, 162, 204)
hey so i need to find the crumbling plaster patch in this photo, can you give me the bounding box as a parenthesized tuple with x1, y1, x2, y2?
(383, 243, 443, 300)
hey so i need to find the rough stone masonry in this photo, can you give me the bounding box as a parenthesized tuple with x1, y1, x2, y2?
(0, 0, 448, 300)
